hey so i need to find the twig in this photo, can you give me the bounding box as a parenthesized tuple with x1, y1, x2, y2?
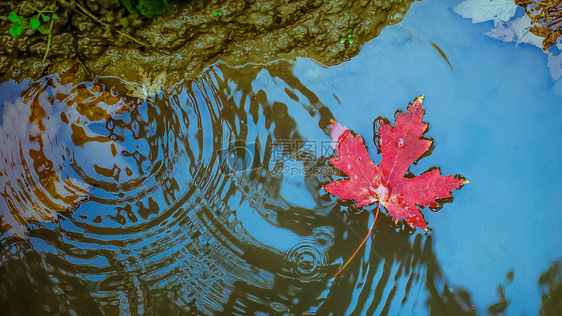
(43, 13, 55, 62)
(332, 203, 380, 279)
(74, 2, 151, 48)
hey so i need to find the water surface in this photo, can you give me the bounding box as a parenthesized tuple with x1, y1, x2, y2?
(1, 0, 561, 315)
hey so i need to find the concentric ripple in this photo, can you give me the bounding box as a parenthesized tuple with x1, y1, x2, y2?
(284, 237, 329, 281)
(0, 62, 341, 314)
(0, 61, 453, 315)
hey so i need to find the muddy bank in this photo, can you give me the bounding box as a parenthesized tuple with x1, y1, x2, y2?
(0, 0, 417, 83)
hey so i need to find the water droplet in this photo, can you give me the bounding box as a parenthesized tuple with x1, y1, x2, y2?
(284, 238, 328, 282)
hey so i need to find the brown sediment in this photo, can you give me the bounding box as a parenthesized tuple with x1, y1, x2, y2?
(0, 0, 417, 83)
(516, 0, 562, 50)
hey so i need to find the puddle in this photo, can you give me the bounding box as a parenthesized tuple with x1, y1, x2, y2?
(1, 0, 561, 314)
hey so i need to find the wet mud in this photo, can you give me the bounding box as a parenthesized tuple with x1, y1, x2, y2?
(1, 0, 416, 83)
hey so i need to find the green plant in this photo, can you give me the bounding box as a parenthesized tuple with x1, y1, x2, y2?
(340, 29, 354, 44)
(9, 5, 58, 62)
(9, 5, 58, 37)
(213, 11, 223, 21)
(120, 0, 170, 18)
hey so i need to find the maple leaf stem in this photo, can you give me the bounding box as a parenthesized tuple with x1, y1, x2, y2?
(332, 203, 380, 279)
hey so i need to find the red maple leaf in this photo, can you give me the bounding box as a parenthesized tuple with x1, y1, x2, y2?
(323, 95, 466, 230)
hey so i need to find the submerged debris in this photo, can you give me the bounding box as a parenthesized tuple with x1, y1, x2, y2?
(125, 66, 167, 102)
(516, 0, 562, 50)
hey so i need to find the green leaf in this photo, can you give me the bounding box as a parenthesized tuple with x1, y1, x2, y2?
(30, 18, 40, 30)
(120, 0, 137, 14)
(38, 25, 49, 35)
(9, 12, 21, 23)
(53, 14, 58, 20)
(340, 39, 345, 44)
(9, 25, 22, 36)
(136, 0, 171, 18)
(43, 15, 50, 22)
(349, 39, 354, 44)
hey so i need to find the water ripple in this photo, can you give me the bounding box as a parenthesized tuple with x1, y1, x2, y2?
(0, 62, 467, 314)
(284, 237, 329, 282)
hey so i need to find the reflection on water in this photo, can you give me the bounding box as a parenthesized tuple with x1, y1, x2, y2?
(538, 260, 562, 315)
(0, 61, 489, 314)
